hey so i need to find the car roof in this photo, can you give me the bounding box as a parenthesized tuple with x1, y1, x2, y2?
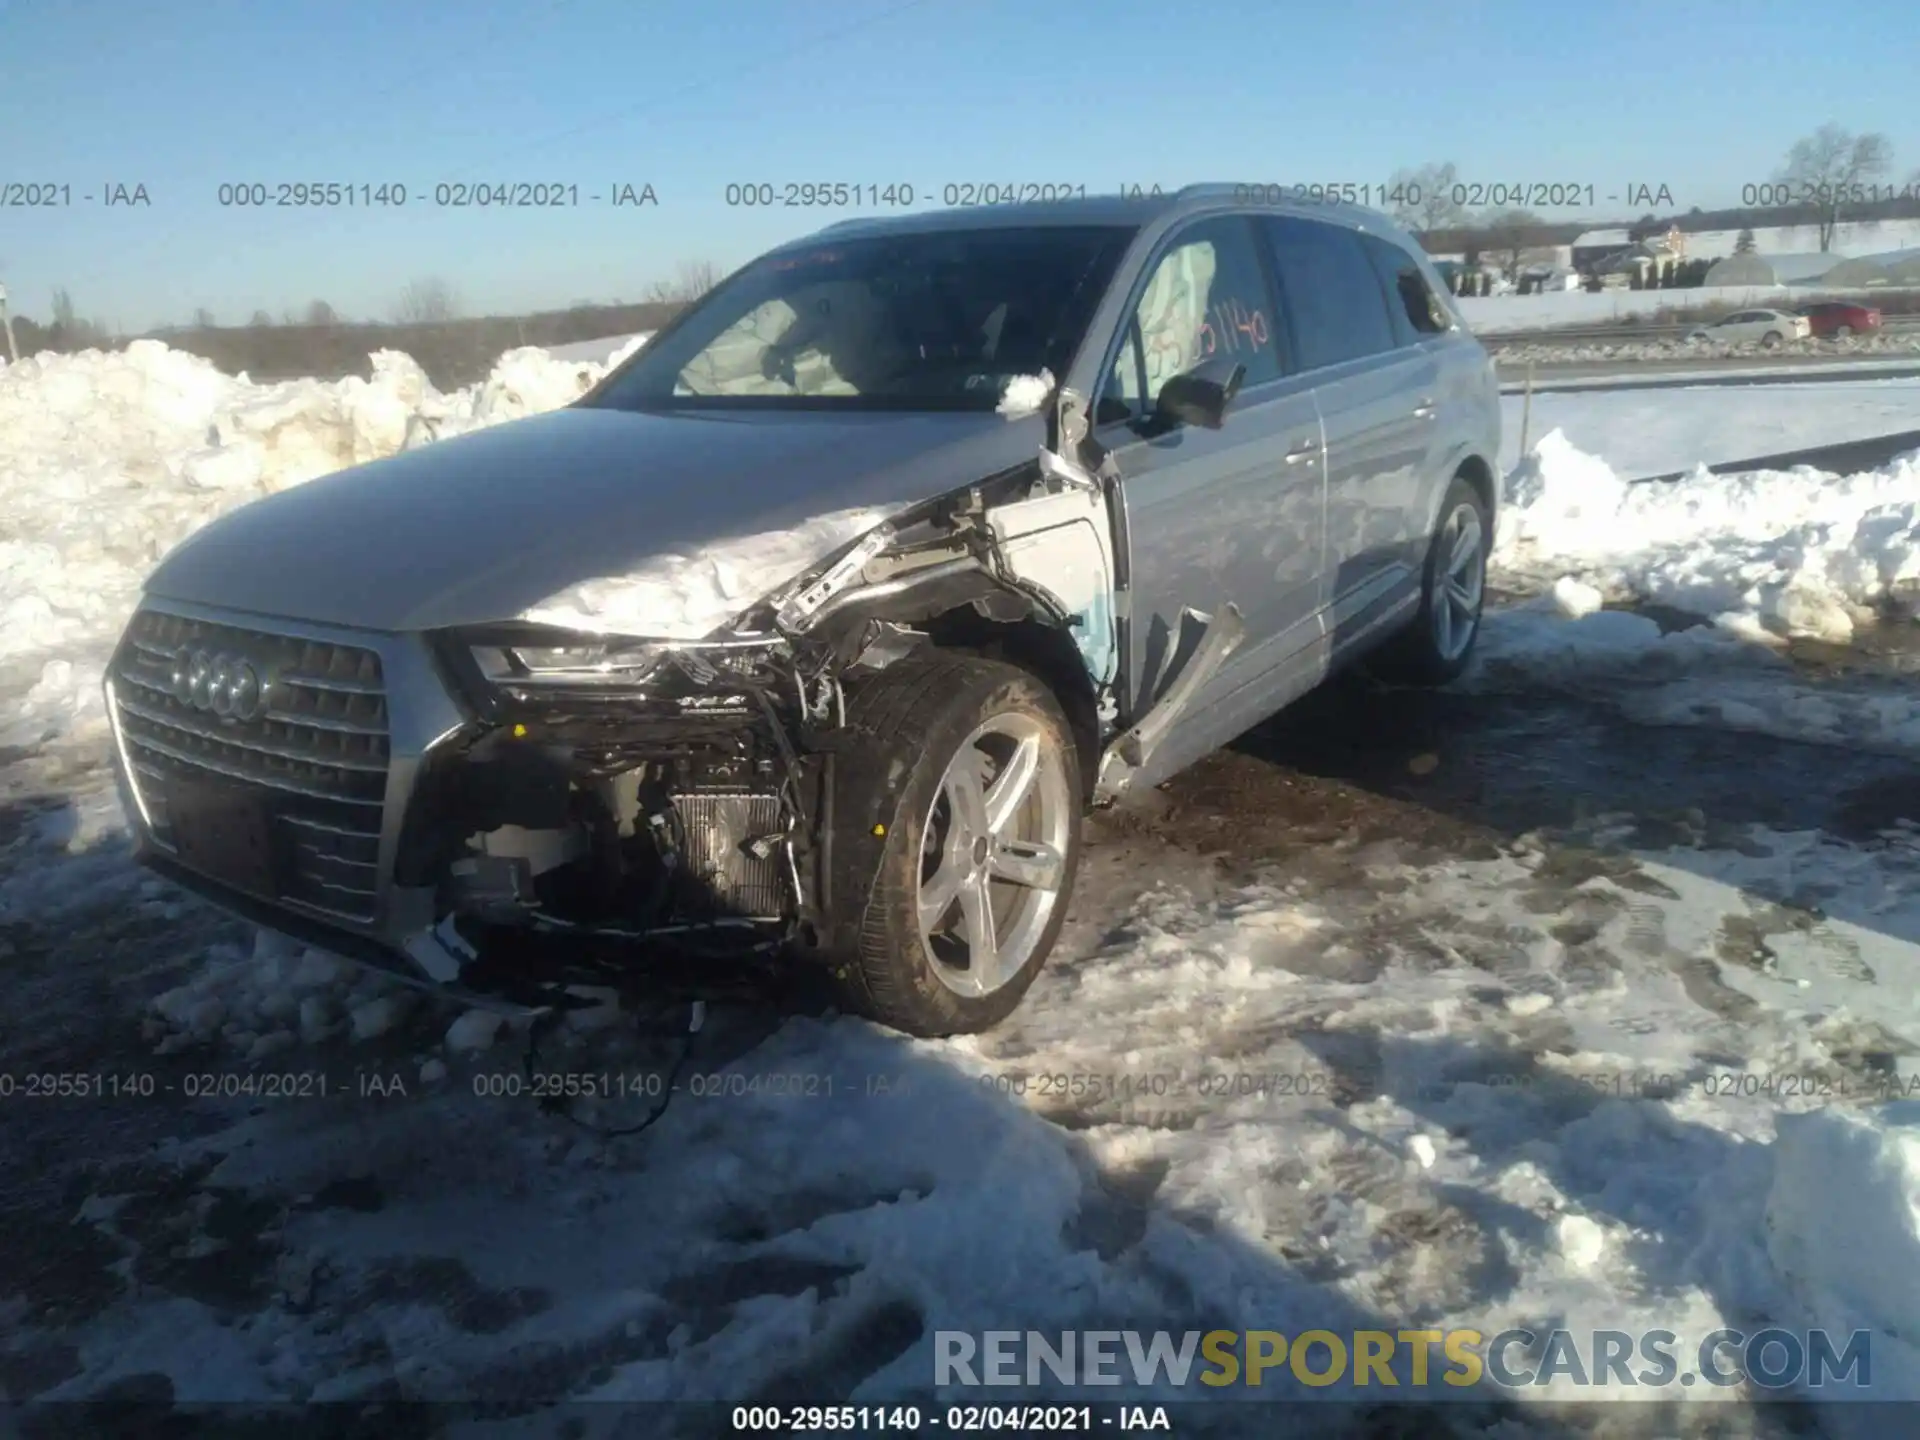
(778, 183, 1411, 250)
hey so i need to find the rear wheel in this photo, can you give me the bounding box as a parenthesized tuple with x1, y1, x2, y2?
(1836, 324, 1854, 339)
(1762, 330, 1783, 348)
(1370, 476, 1491, 686)
(821, 656, 1081, 1036)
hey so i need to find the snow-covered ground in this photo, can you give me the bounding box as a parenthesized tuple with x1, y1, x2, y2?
(1497, 378, 1920, 476)
(9, 334, 1920, 1428)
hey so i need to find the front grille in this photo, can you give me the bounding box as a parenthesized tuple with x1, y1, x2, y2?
(112, 610, 391, 924)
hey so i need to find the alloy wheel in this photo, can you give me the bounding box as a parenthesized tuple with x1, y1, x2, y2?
(1432, 503, 1486, 663)
(916, 714, 1073, 997)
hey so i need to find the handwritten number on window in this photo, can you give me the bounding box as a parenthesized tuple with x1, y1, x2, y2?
(1197, 298, 1267, 360)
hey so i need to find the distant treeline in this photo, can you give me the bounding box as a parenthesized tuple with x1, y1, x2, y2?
(1418, 193, 1920, 262)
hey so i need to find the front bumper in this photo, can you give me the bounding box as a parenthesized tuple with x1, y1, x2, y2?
(106, 597, 483, 986)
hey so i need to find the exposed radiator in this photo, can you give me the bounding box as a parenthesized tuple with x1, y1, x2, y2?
(668, 792, 788, 920)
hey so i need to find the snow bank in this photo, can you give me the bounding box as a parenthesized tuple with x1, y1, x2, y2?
(538, 330, 654, 366)
(1768, 1105, 1920, 1410)
(1494, 430, 1920, 644)
(0, 337, 640, 745)
(143, 926, 527, 1064)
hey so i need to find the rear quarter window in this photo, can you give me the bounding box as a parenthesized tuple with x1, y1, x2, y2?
(1362, 234, 1451, 346)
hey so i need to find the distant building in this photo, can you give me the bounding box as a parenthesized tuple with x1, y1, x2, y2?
(1570, 228, 1632, 272)
(1517, 262, 1581, 292)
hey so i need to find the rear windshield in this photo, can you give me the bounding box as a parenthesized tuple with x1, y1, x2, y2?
(587, 225, 1135, 413)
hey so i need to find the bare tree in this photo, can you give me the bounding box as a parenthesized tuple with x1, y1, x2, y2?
(249, 309, 275, 328)
(1483, 209, 1545, 279)
(1734, 227, 1756, 254)
(1776, 123, 1894, 250)
(48, 287, 110, 350)
(192, 307, 217, 329)
(305, 299, 339, 326)
(393, 277, 459, 324)
(645, 260, 719, 305)
(1387, 161, 1468, 234)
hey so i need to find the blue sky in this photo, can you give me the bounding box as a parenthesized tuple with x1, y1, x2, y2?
(3, 0, 1915, 330)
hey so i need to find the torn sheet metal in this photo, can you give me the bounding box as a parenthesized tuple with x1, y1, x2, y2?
(987, 476, 1119, 685)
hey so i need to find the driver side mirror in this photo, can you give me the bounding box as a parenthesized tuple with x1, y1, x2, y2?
(1154, 357, 1246, 431)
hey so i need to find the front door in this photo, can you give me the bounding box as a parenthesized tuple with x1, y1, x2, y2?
(1092, 214, 1326, 764)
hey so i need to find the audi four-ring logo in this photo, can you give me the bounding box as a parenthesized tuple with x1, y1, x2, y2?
(169, 647, 266, 720)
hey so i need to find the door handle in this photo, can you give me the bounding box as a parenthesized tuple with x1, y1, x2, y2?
(1284, 437, 1321, 465)
(1413, 398, 1437, 420)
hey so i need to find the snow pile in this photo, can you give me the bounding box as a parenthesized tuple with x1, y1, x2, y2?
(1493, 430, 1920, 643)
(539, 330, 654, 366)
(1768, 1104, 1920, 1411)
(0, 338, 637, 745)
(145, 929, 416, 1059)
(522, 504, 895, 639)
(142, 926, 532, 1064)
(996, 368, 1055, 419)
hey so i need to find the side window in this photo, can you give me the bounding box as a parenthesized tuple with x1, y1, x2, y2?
(1263, 216, 1397, 370)
(1098, 216, 1282, 424)
(1363, 235, 1451, 345)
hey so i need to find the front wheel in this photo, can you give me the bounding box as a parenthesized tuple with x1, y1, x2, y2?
(1370, 476, 1491, 686)
(820, 656, 1082, 1037)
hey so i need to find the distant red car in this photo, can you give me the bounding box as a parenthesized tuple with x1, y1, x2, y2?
(1795, 302, 1883, 339)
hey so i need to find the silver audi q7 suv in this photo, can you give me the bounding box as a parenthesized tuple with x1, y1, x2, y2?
(106, 185, 1500, 1037)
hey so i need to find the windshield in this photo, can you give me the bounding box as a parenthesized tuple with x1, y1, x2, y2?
(588, 225, 1135, 413)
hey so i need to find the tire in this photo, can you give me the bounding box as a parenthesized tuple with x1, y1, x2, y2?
(1370, 475, 1491, 686)
(1836, 325, 1854, 339)
(818, 655, 1082, 1037)
(1762, 331, 1783, 348)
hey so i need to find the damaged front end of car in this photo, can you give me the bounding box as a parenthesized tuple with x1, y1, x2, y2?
(382, 388, 1183, 1009)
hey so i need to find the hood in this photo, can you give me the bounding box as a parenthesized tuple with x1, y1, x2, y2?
(144, 405, 1045, 633)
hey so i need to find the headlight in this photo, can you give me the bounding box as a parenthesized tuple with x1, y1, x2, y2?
(468, 635, 670, 686)
(451, 625, 782, 700)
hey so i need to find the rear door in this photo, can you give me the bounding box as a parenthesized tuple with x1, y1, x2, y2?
(1262, 214, 1438, 649)
(1094, 213, 1326, 741)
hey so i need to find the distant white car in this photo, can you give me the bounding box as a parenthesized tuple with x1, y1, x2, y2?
(1685, 309, 1812, 348)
